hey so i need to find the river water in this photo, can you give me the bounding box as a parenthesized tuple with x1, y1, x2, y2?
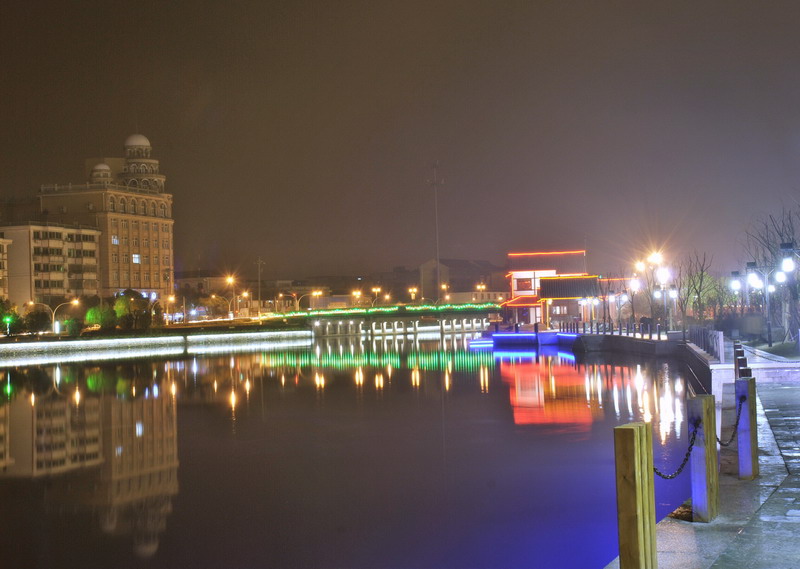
(0, 336, 692, 568)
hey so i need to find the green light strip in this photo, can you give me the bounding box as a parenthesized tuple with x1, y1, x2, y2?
(274, 302, 499, 320)
(258, 349, 495, 371)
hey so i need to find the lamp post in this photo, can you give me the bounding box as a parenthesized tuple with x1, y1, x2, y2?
(52, 299, 80, 334)
(629, 277, 641, 327)
(351, 290, 362, 307)
(730, 271, 743, 316)
(408, 287, 418, 302)
(226, 276, 237, 318)
(294, 290, 322, 311)
(668, 286, 678, 331)
(746, 261, 776, 347)
(371, 287, 382, 303)
(655, 266, 670, 329)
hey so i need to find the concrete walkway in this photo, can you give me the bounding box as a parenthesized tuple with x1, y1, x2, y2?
(605, 345, 800, 569)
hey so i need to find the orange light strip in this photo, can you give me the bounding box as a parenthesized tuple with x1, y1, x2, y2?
(540, 274, 598, 280)
(508, 250, 586, 257)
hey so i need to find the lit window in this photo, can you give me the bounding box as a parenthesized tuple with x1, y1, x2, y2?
(132, 254, 141, 264)
(111, 235, 119, 245)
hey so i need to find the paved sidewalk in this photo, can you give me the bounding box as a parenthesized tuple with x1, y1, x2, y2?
(605, 377, 799, 568)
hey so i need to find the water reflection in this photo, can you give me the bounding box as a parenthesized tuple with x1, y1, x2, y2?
(0, 338, 693, 569)
(0, 365, 178, 563)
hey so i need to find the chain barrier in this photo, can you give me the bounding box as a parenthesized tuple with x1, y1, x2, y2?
(717, 395, 746, 447)
(654, 420, 700, 479)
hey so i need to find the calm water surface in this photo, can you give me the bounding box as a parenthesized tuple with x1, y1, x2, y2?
(0, 336, 693, 569)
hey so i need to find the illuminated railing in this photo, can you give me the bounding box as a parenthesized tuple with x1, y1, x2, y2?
(274, 302, 500, 319)
(0, 329, 314, 368)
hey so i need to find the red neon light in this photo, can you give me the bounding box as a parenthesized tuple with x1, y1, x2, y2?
(508, 250, 586, 257)
(539, 274, 598, 280)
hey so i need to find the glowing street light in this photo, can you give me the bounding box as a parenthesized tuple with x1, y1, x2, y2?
(294, 290, 322, 310)
(408, 287, 418, 301)
(52, 299, 80, 334)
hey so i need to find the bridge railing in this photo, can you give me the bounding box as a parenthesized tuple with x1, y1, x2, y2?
(687, 325, 725, 363)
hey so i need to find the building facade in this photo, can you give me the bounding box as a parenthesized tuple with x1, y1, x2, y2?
(1, 223, 100, 306)
(0, 237, 9, 300)
(36, 134, 174, 299)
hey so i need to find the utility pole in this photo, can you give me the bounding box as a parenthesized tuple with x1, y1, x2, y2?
(255, 257, 265, 319)
(429, 163, 443, 302)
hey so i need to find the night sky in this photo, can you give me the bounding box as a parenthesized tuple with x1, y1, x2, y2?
(4, 1, 800, 279)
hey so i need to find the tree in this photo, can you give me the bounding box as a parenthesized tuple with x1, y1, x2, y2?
(745, 208, 800, 341)
(114, 290, 150, 331)
(24, 309, 51, 333)
(85, 305, 117, 331)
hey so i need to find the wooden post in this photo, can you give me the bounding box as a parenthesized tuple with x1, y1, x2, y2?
(614, 422, 657, 568)
(688, 395, 719, 522)
(736, 376, 759, 480)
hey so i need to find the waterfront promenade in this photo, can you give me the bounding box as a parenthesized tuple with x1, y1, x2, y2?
(606, 344, 800, 569)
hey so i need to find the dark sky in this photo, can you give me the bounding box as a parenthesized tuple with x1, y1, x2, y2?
(4, 1, 800, 279)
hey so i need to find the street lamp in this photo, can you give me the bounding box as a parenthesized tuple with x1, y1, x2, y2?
(746, 261, 775, 346)
(294, 290, 322, 311)
(52, 299, 80, 334)
(351, 290, 362, 307)
(655, 266, 670, 329)
(408, 287, 418, 302)
(371, 287, 382, 302)
(629, 277, 641, 326)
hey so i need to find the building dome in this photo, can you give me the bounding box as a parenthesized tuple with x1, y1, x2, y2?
(124, 134, 151, 148)
(91, 162, 112, 180)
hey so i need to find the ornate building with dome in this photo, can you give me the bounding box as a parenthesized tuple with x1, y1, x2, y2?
(33, 134, 175, 299)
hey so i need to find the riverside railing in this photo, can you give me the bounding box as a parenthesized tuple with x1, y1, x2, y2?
(687, 325, 725, 363)
(613, 352, 758, 567)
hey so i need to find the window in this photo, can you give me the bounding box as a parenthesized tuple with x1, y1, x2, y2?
(132, 221, 138, 229)
(123, 271, 129, 281)
(159, 204, 166, 218)
(138, 202, 145, 214)
(149, 202, 156, 216)
(143, 255, 149, 264)
(162, 239, 169, 249)
(516, 278, 533, 291)
(153, 239, 158, 248)
(133, 273, 140, 282)
(123, 254, 129, 263)
(152, 222, 158, 231)
(122, 237, 128, 246)
(122, 220, 128, 229)
(144, 273, 150, 283)
(113, 271, 119, 282)
(132, 254, 140, 264)
(143, 238, 149, 247)
(133, 237, 139, 247)
(128, 200, 136, 213)
(163, 255, 170, 265)
(552, 305, 568, 315)
(162, 224, 168, 232)
(112, 253, 118, 263)
(111, 235, 119, 245)
(109, 197, 116, 212)
(111, 218, 118, 227)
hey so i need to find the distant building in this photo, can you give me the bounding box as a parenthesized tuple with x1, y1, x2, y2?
(419, 259, 506, 302)
(503, 249, 600, 326)
(1, 222, 100, 306)
(0, 237, 9, 300)
(24, 134, 175, 299)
